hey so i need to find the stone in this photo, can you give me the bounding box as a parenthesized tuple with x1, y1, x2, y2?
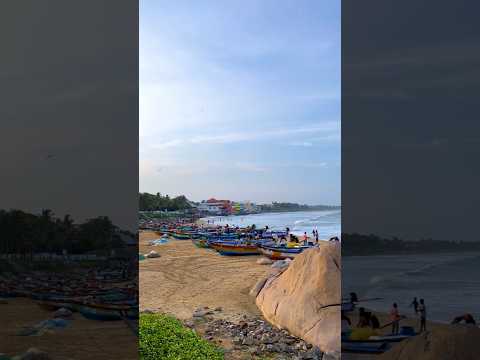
(254, 243, 341, 354)
(242, 336, 255, 346)
(271, 260, 289, 269)
(257, 257, 273, 265)
(192, 308, 212, 317)
(144, 250, 160, 258)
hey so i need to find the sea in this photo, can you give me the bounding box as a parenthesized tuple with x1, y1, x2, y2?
(343, 252, 480, 323)
(202, 210, 341, 239)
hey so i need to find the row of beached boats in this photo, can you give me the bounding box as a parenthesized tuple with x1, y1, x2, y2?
(156, 225, 321, 260)
(0, 269, 138, 322)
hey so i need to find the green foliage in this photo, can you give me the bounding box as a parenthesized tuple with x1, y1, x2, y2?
(258, 202, 340, 213)
(0, 209, 125, 255)
(139, 313, 224, 360)
(139, 192, 192, 212)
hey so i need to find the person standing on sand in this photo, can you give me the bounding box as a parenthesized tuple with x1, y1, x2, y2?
(418, 299, 427, 332)
(303, 232, 308, 245)
(390, 303, 401, 335)
(315, 230, 319, 244)
(410, 297, 419, 315)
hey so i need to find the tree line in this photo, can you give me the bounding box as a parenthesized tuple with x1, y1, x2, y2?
(139, 193, 192, 212)
(0, 209, 127, 255)
(342, 233, 480, 256)
(258, 202, 340, 213)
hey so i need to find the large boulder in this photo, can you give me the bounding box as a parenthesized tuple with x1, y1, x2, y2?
(379, 325, 480, 360)
(254, 242, 341, 354)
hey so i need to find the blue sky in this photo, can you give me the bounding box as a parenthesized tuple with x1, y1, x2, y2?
(140, 0, 340, 205)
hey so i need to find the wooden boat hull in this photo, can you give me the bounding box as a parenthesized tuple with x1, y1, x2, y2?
(171, 233, 191, 240)
(192, 239, 209, 248)
(210, 243, 260, 256)
(258, 245, 308, 260)
(342, 341, 390, 354)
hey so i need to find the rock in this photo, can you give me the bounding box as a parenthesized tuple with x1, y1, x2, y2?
(144, 250, 160, 258)
(378, 325, 480, 360)
(141, 308, 155, 314)
(254, 243, 341, 354)
(214, 306, 222, 311)
(301, 346, 323, 360)
(322, 351, 340, 360)
(242, 336, 255, 346)
(257, 257, 273, 265)
(53, 307, 72, 318)
(184, 320, 194, 328)
(192, 308, 212, 317)
(13, 348, 51, 360)
(271, 260, 289, 268)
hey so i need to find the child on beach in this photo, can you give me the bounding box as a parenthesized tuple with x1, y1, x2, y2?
(390, 303, 401, 335)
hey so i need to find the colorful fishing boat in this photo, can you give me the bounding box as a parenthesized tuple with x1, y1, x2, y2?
(192, 238, 209, 248)
(171, 231, 191, 240)
(258, 244, 312, 260)
(209, 242, 260, 256)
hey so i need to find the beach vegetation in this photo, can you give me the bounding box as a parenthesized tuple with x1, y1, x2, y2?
(139, 313, 224, 360)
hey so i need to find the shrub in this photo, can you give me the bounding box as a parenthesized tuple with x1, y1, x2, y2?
(139, 313, 224, 360)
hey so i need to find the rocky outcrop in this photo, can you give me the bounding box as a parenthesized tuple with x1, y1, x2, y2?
(253, 243, 341, 354)
(379, 325, 480, 360)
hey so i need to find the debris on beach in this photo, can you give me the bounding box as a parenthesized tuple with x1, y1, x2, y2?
(254, 243, 341, 355)
(256, 257, 273, 265)
(192, 316, 326, 360)
(193, 307, 214, 318)
(144, 250, 160, 258)
(53, 307, 72, 318)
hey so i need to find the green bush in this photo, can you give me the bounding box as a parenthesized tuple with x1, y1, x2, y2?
(139, 313, 224, 360)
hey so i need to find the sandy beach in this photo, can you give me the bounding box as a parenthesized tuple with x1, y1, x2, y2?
(0, 298, 137, 359)
(139, 230, 271, 320)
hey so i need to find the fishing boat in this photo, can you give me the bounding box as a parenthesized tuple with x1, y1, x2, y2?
(258, 244, 312, 260)
(171, 231, 191, 240)
(209, 242, 260, 256)
(192, 238, 209, 248)
(341, 340, 391, 354)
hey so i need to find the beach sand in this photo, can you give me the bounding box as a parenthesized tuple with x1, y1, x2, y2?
(0, 298, 137, 359)
(139, 231, 271, 321)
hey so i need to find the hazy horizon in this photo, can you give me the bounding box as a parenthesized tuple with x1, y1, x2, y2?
(140, 1, 340, 205)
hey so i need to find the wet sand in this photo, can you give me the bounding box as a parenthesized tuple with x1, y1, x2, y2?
(0, 298, 137, 359)
(139, 231, 271, 320)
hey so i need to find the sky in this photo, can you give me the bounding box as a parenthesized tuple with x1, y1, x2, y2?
(1, 1, 138, 230)
(140, 0, 340, 205)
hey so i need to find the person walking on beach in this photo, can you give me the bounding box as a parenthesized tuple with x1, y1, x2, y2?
(410, 297, 419, 315)
(418, 299, 427, 332)
(303, 232, 308, 245)
(315, 230, 319, 244)
(390, 303, 401, 335)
